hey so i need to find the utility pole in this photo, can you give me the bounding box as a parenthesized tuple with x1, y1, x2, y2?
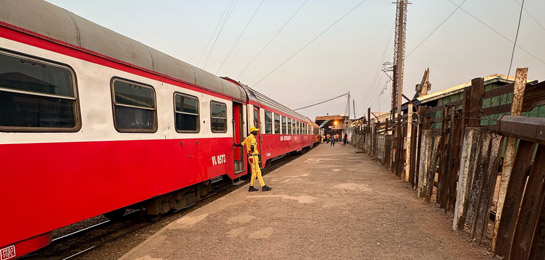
(353, 99, 356, 119)
(393, 0, 408, 175)
(394, 0, 408, 121)
(347, 92, 351, 119)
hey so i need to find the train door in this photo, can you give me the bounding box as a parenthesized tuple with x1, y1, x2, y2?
(233, 102, 244, 174)
(253, 106, 261, 155)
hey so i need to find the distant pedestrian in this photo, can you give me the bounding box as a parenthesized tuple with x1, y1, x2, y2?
(326, 134, 330, 143)
(241, 126, 272, 192)
(330, 135, 335, 146)
(343, 133, 348, 145)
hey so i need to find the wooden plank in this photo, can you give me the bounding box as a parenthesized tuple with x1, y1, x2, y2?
(510, 144, 545, 259)
(483, 83, 514, 99)
(409, 122, 418, 188)
(465, 132, 492, 234)
(438, 106, 451, 209)
(426, 135, 442, 203)
(442, 99, 464, 108)
(529, 192, 545, 259)
(521, 81, 545, 112)
(494, 68, 529, 252)
(448, 110, 463, 214)
(418, 130, 433, 199)
(462, 87, 472, 128)
(469, 78, 484, 127)
(482, 103, 511, 116)
(474, 135, 502, 243)
(415, 106, 426, 189)
(453, 128, 483, 230)
(495, 141, 536, 257)
(425, 105, 445, 114)
(405, 103, 414, 182)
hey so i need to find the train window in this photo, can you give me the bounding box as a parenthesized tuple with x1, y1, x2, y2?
(287, 118, 292, 134)
(174, 93, 199, 132)
(282, 116, 286, 134)
(253, 109, 259, 129)
(274, 113, 280, 134)
(210, 101, 227, 133)
(264, 111, 272, 134)
(292, 120, 296, 134)
(112, 78, 156, 132)
(0, 51, 80, 131)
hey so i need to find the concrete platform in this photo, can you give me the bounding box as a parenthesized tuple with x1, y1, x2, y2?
(120, 144, 491, 260)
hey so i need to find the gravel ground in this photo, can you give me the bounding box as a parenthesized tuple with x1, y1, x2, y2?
(117, 144, 495, 260)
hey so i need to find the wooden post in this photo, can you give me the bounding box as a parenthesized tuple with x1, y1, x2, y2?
(493, 68, 529, 251)
(465, 132, 492, 235)
(414, 106, 426, 188)
(367, 108, 371, 130)
(474, 135, 502, 244)
(453, 127, 483, 230)
(510, 145, 545, 259)
(469, 78, 484, 127)
(494, 141, 536, 257)
(417, 128, 433, 198)
(405, 103, 413, 182)
(448, 108, 463, 213)
(438, 106, 451, 209)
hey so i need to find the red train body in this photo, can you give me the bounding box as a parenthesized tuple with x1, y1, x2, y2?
(0, 0, 321, 258)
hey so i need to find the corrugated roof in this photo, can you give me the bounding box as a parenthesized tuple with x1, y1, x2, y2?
(417, 74, 515, 103)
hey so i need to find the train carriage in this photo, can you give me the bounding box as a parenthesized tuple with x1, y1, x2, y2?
(0, 0, 319, 258)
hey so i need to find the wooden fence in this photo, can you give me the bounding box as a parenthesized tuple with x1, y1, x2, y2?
(350, 68, 545, 259)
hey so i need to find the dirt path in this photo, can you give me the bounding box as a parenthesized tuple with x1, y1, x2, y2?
(120, 144, 493, 260)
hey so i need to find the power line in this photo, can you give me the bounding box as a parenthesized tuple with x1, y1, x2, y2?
(237, 0, 309, 78)
(358, 22, 395, 108)
(198, 0, 235, 66)
(293, 92, 349, 111)
(406, 0, 466, 58)
(507, 0, 525, 78)
(446, 0, 545, 66)
(514, 0, 545, 33)
(216, 0, 265, 74)
(252, 0, 368, 87)
(202, 0, 238, 68)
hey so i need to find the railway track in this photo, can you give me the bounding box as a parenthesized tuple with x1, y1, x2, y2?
(22, 151, 305, 260)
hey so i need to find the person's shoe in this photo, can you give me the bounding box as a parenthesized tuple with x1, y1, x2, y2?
(248, 186, 259, 192)
(262, 185, 272, 192)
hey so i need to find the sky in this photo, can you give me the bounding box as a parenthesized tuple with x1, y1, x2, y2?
(44, 0, 545, 120)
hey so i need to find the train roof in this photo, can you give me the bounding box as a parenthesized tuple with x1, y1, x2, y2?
(222, 77, 309, 122)
(0, 0, 247, 101)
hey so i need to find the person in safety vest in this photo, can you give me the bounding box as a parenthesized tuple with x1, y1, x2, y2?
(241, 126, 272, 192)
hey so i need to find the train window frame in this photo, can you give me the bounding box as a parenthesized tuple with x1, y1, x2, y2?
(291, 119, 296, 135)
(253, 108, 259, 130)
(287, 118, 292, 134)
(111, 77, 157, 133)
(264, 110, 272, 134)
(282, 116, 286, 134)
(0, 49, 81, 132)
(210, 100, 228, 133)
(274, 113, 280, 134)
(174, 92, 200, 133)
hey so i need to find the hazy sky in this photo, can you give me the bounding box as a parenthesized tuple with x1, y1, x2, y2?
(44, 0, 545, 120)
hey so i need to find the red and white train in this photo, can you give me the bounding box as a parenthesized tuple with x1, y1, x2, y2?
(0, 0, 321, 258)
